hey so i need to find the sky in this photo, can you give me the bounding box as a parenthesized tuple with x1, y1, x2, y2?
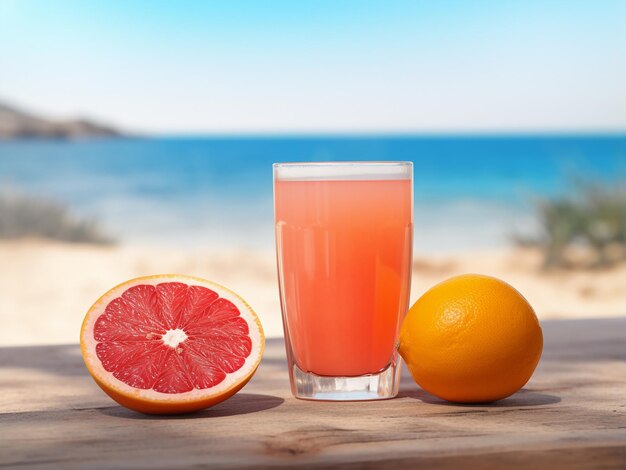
(0, 0, 625, 134)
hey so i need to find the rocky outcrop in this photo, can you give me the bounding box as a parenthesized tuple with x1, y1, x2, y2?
(0, 102, 122, 139)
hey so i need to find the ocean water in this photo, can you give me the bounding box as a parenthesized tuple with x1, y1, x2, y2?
(0, 135, 624, 253)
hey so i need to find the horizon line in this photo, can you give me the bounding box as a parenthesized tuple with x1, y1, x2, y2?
(127, 130, 626, 139)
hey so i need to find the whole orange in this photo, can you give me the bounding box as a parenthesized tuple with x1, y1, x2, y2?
(399, 274, 542, 403)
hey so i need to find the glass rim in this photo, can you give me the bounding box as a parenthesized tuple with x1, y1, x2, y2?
(273, 161, 412, 181)
(273, 161, 412, 167)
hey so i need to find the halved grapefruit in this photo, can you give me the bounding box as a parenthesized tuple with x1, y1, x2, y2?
(80, 274, 264, 414)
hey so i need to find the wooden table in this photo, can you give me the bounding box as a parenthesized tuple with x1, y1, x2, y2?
(1, 318, 625, 469)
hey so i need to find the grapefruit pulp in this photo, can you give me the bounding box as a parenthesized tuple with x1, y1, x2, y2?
(80, 274, 264, 414)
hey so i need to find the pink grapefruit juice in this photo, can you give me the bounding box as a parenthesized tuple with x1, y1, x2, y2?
(275, 176, 413, 377)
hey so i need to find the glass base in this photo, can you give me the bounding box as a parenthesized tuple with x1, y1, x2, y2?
(290, 360, 402, 401)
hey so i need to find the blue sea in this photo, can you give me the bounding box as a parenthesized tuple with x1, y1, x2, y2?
(0, 135, 624, 254)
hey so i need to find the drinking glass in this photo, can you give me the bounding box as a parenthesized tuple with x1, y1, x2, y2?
(274, 162, 413, 400)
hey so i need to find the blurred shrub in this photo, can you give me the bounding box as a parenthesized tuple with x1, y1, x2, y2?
(515, 178, 626, 269)
(0, 189, 114, 244)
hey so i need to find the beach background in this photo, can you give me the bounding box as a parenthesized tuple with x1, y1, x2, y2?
(2, 138, 625, 344)
(1, 1, 625, 346)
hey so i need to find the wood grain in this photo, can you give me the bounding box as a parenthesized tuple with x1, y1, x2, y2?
(1, 318, 625, 469)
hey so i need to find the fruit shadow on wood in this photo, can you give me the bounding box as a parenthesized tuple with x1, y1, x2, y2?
(398, 388, 562, 407)
(96, 393, 284, 420)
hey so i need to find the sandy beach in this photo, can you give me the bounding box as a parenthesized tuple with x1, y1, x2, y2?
(1, 239, 625, 346)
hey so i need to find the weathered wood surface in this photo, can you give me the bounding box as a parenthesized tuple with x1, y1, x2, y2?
(1, 318, 625, 469)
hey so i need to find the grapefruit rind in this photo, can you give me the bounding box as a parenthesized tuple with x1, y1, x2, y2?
(80, 274, 265, 414)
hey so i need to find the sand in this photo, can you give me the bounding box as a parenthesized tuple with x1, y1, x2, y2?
(1, 240, 625, 346)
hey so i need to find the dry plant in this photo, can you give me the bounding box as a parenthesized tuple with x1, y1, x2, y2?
(0, 189, 115, 244)
(515, 178, 626, 269)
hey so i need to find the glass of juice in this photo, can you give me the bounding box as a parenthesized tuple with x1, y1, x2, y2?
(274, 161, 413, 400)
